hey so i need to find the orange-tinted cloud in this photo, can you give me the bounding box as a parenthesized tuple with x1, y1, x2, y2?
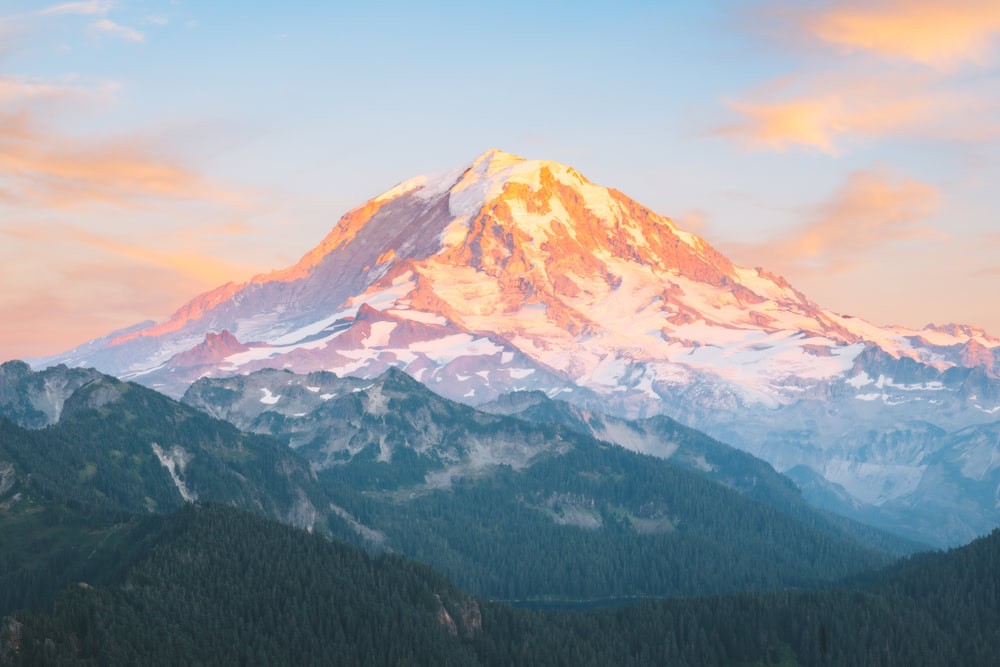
(806, 0, 1000, 68)
(0, 111, 238, 207)
(58, 225, 257, 286)
(0, 259, 192, 359)
(0, 221, 263, 359)
(724, 169, 941, 273)
(716, 88, 936, 153)
(713, 70, 996, 152)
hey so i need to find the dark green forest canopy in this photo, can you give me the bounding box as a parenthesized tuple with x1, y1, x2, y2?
(4, 504, 999, 667)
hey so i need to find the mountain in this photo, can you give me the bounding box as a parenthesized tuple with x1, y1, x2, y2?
(7, 504, 1000, 666)
(185, 367, 921, 557)
(0, 361, 102, 429)
(182, 366, 900, 600)
(0, 367, 335, 534)
(476, 389, 924, 556)
(1, 363, 894, 605)
(37, 149, 1000, 546)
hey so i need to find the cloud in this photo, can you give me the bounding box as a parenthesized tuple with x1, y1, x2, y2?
(0, 219, 262, 359)
(715, 91, 936, 153)
(805, 0, 1000, 69)
(718, 1, 1000, 153)
(674, 209, 709, 233)
(724, 169, 941, 273)
(41, 1, 113, 16)
(712, 71, 995, 153)
(0, 111, 238, 207)
(0, 76, 76, 102)
(91, 18, 144, 42)
(60, 225, 257, 286)
(0, 222, 257, 287)
(0, 259, 192, 359)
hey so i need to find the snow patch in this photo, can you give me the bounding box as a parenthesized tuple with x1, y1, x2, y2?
(409, 334, 504, 364)
(259, 387, 281, 405)
(846, 372, 872, 388)
(364, 321, 397, 348)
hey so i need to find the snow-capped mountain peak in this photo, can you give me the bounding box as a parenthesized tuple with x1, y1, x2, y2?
(37, 149, 1000, 545)
(45, 149, 996, 406)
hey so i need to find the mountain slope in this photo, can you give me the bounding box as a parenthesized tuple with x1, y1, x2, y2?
(0, 361, 102, 429)
(478, 390, 925, 556)
(38, 149, 1000, 546)
(0, 366, 337, 535)
(6, 504, 1000, 667)
(1, 363, 892, 606)
(183, 367, 897, 600)
(3, 504, 481, 666)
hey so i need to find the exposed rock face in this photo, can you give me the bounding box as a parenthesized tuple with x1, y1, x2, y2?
(433, 594, 481, 638)
(168, 330, 250, 368)
(434, 595, 458, 637)
(0, 361, 102, 428)
(183, 367, 573, 480)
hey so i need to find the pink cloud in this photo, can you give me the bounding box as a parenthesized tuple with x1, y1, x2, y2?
(724, 169, 941, 273)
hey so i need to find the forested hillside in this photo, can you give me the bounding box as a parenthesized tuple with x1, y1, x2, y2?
(4, 504, 999, 666)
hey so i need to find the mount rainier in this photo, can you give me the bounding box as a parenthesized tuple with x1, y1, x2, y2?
(40, 149, 1000, 546)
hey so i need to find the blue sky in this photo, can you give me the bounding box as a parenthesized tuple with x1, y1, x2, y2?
(1, 0, 999, 357)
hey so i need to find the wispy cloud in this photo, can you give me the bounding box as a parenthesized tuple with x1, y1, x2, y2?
(0, 216, 262, 358)
(0, 76, 81, 102)
(91, 18, 144, 42)
(0, 109, 239, 207)
(717, 1, 1000, 153)
(805, 0, 1000, 69)
(41, 1, 113, 17)
(724, 169, 941, 273)
(713, 70, 997, 153)
(60, 224, 257, 286)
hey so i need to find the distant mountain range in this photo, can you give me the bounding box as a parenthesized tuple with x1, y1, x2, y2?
(33, 149, 1000, 546)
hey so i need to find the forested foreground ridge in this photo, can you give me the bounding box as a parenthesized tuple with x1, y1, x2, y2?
(3, 504, 999, 667)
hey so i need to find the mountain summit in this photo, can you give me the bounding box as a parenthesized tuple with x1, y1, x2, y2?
(40, 149, 1000, 546)
(45, 148, 997, 404)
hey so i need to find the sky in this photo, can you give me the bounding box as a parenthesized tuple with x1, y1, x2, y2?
(0, 0, 998, 359)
